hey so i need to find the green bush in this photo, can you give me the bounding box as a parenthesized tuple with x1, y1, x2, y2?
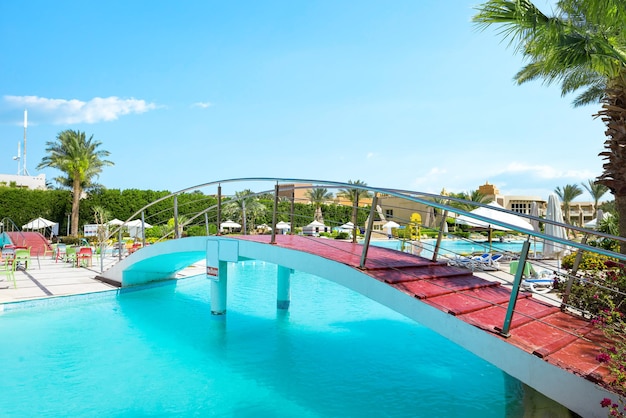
(558, 251, 626, 317)
(335, 232, 350, 240)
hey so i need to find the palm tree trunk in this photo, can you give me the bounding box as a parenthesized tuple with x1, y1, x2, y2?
(71, 178, 81, 236)
(596, 83, 626, 254)
(617, 195, 626, 255)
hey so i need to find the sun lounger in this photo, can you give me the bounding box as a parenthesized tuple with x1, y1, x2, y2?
(448, 255, 485, 271)
(509, 261, 556, 294)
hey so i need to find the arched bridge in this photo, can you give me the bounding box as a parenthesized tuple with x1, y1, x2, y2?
(100, 234, 614, 417)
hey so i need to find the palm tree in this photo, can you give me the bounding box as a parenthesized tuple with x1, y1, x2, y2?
(338, 180, 372, 242)
(449, 190, 489, 212)
(223, 189, 266, 234)
(338, 180, 372, 204)
(555, 184, 583, 224)
(582, 179, 609, 217)
(37, 130, 113, 236)
(307, 187, 333, 208)
(307, 187, 333, 223)
(473, 0, 626, 251)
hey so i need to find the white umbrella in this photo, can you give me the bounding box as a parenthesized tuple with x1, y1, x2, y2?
(543, 194, 567, 263)
(220, 220, 241, 229)
(339, 222, 354, 230)
(530, 201, 540, 258)
(107, 218, 124, 226)
(529, 202, 540, 233)
(456, 201, 533, 231)
(382, 220, 400, 236)
(124, 219, 152, 229)
(584, 210, 611, 229)
(22, 217, 56, 230)
(306, 220, 325, 228)
(124, 219, 152, 239)
(275, 221, 291, 230)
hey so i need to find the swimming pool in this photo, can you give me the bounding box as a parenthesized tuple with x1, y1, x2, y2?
(0, 261, 524, 416)
(372, 238, 543, 259)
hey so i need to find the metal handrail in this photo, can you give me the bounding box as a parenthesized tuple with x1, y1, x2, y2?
(111, 177, 626, 263)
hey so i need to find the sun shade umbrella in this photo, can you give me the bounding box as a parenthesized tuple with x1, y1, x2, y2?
(456, 201, 533, 252)
(456, 201, 533, 231)
(220, 220, 242, 229)
(275, 221, 291, 230)
(22, 217, 56, 230)
(530, 201, 540, 257)
(543, 194, 567, 269)
(382, 221, 400, 236)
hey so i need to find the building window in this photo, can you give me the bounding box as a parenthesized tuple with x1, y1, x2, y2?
(510, 202, 530, 214)
(385, 209, 393, 219)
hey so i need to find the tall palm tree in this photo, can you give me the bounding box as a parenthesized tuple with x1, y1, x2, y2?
(338, 180, 372, 204)
(306, 187, 333, 208)
(555, 184, 583, 224)
(474, 0, 626, 251)
(449, 190, 489, 212)
(338, 180, 372, 242)
(582, 179, 609, 217)
(307, 187, 333, 223)
(223, 189, 266, 234)
(37, 130, 113, 236)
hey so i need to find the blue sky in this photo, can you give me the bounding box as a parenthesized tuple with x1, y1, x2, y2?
(0, 1, 608, 201)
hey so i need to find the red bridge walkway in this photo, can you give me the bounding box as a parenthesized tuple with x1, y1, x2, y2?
(236, 235, 613, 392)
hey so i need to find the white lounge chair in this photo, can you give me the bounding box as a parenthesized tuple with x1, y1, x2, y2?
(509, 261, 555, 294)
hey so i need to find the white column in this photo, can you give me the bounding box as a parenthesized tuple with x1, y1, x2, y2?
(277, 265, 291, 310)
(210, 260, 228, 315)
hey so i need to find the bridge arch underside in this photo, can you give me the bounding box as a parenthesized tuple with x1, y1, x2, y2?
(100, 237, 612, 418)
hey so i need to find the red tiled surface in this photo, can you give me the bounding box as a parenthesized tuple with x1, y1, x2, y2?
(234, 235, 618, 391)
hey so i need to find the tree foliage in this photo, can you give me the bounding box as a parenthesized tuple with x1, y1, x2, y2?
(473, 0, 626, 251)
(36, 130, 113, 236)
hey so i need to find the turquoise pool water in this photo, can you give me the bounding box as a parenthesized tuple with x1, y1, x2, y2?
(0, 261, 524, 417)
(373, 238, 543, 259)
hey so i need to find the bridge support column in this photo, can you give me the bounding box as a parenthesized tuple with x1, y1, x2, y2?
(210, 261, 228, 315)
(277, 265, 291, 310)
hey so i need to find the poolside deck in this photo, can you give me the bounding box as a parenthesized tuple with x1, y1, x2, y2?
(0, 254, 204, 304)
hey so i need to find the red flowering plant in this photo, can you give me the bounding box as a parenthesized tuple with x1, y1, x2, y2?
(594, 299, 626, 416)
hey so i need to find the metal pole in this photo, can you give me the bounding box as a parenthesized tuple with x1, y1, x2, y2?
(205, 212, 209, 236)
(497, 239, 531, 337)
(100, 241, 104, 273)
(360, 193, 378, 269)
(242, 200, 247, 235)
(217, 185, 222, 236)
(141, 211, 146, 247)
(351, 193, 359, 244)
(271, 183, 279, 244)
(173, 195, 179, 239)
(561, 234, 588, 310)
(118, 227, 123, 261)
(290, 193, 295, 235)
(432, 210, 448, 262)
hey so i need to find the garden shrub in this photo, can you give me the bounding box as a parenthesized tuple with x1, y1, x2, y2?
(559, 251, 626, 317)
(335, 232, 350, 240)
(561, 251, 612, 271)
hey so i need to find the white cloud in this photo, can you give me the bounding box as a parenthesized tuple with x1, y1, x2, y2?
(4, 95, 157, 124)
(498, 162, 596, 180)
(366, 152, 376, 159)
(191, 101, 212, 108)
